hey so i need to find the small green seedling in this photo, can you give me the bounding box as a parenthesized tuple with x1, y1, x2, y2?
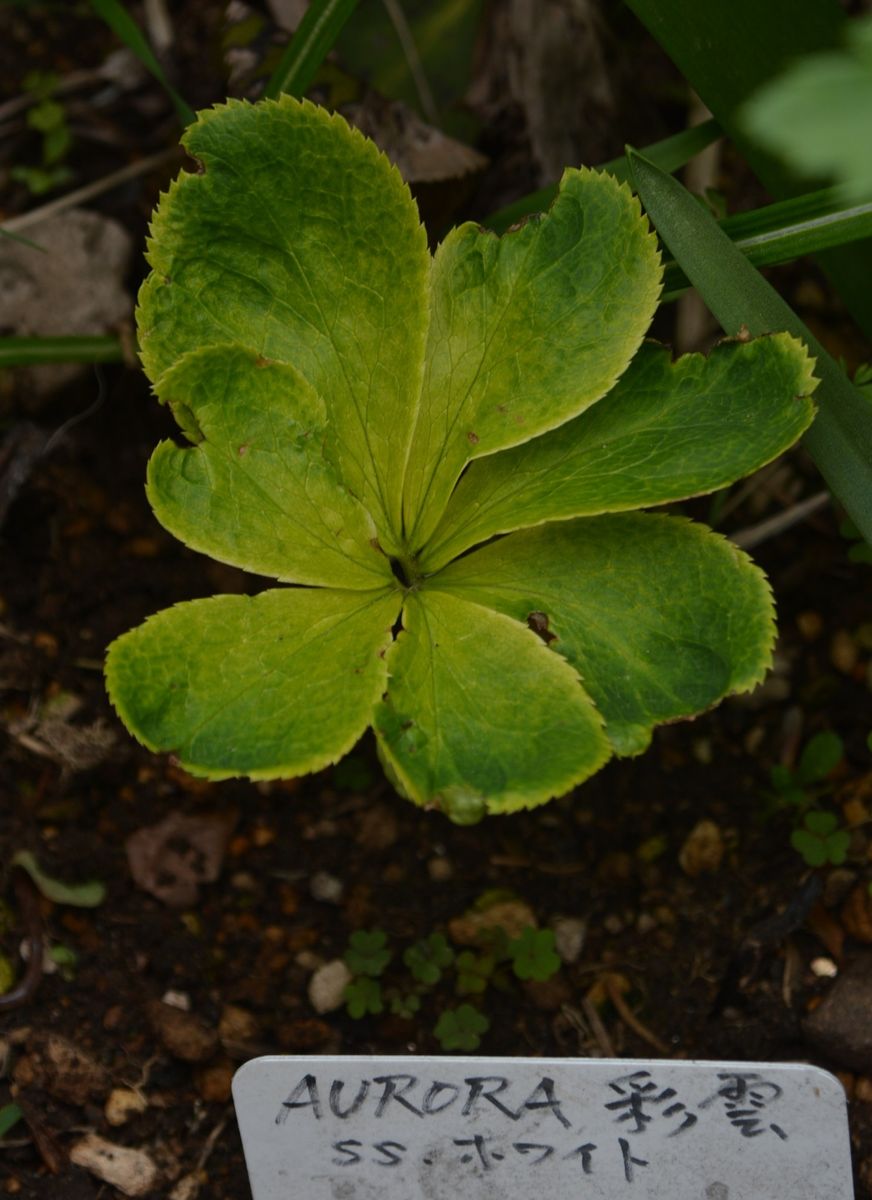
(507, 927, 561, 982)
(455, 950, 495, 996)
(344, 976, 383, 1018)
(105, 97, 818, 820)
(791, 811, 850, 867)
(403, 933, 454, 985)
(434, 1004, 490, 1052)
(342, 928, 392, 977)
(841, 517, 872, 566)
(0, 1104, 23, 1140)
(387, 990, 421, 1019)
(770, 731, 844, 809)
(11, 71, 73, 196)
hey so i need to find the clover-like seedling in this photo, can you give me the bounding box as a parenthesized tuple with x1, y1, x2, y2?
(508, 927, 561, 982)
(455, 950, 495, 996)
(403, 933, 454, 985)
(343, 929, 392, 977)
(344, 976, 383, 1019)
(105, 96, 819, 822)
(434, 1003, 490, 1052)
(791, 811, 850, 867)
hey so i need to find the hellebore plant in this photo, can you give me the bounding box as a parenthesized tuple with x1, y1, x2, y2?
(105, 97, 817, 822)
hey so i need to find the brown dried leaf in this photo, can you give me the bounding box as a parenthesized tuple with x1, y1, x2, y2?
(126, 811, 235, 907)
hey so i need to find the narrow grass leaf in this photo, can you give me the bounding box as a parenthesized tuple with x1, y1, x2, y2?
(662, 192, 872, 297)
(89, 0, 194, 126)
(629, 149, 872, 545)
(264, 0, 360, 99)
(0, 335, 124, 367)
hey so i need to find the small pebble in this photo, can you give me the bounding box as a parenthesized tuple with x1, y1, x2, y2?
(308, 959, 352, 1014)
(602, 914, 624, 936)
(811, 957, 839, 979)
(636, 912, 658, 936)
(796, 611, 823, 641)
(552, 916, 586, 964)
(310, 871, 344, 904)
(427, 857, 453, 881)
(105, 1088, 147, 1127)
(831, 629, 858, 674)
(161, 990, 191, 1012)
(678, 820, 724, 877)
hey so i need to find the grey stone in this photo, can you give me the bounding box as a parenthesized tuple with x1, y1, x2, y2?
(803, 951, 872, 1071)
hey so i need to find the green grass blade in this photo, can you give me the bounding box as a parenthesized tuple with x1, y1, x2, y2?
(0, 227, 47, 252)
(662, 190, 872, 296)
(0, 335, 125, 367)
(624, 0, 872, 341)
(263, 0, 360, 99)
(89, 0, 194, 126)
(0, 1104, 23, 1139)
(629, 149, 872, 545)
(485, 118, 720, 233)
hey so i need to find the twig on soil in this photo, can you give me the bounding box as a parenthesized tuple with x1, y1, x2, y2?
(2, 146, 179, 235)
(731, 490, 830, 549)
(602, 973, 670, 1055)
(195, 1106, 233, 1174)
(577, 997, 617, 1057)
(0, 867, 44, 1011)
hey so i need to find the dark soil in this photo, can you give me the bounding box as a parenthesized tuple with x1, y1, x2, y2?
(2, 4, 872, 1198)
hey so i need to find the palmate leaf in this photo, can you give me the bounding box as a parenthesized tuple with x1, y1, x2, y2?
(431, 515, 775, 757)
(401, 168, 663, 550)
(421, 334, 817, 570)
(374, 591, 609, 822)
(106, 588, 399, 780)
(148, 345, 391, 588)
(138, 97, 429, 555)
(106, 96, 818, 819)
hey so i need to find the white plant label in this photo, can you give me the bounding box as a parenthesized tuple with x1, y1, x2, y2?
(232, 1056, 852, 1199)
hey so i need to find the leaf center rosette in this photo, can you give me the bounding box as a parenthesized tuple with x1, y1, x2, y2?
(105, 97, 817, 822)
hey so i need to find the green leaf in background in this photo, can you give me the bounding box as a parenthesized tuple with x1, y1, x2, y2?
(344, 929, 393, 977)
(0, 1104, 23, 1139)
(138, 98, 429, 554)
(375, 590, 610, 822)
(629, 150, 872, 546)
(108, 98, 815, 817)
(433, 515, 774, 758)
(344, 976, 383, 1017)
(106, 588, 399, 780)
(742, 16, 872, 202)
(89, 0, 194, 126)
(508, 927, 561, 982)
(421, 335, 816, 570)
(337, 0, 484, 125)
(403, 933, 455, 984)
(796, 731, 845, 785)
(264, 0, 360, 100)
(624, 0, 872, 341)
(434, 1003, 490, 1051)
(402, 169, 662, 550)
(791, 811, 850, 867)
(11, 850, 106, 908)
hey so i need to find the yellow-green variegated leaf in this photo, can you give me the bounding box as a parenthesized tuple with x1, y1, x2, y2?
(402, 168, 662, 549)
(138, 97, 429, 553)
(106, 587, 400, 780)
(420, 334, 817, 570)
(432, 514, 774, 757)
(148, 345, 392, 588)
(373, 590, 610, 822)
